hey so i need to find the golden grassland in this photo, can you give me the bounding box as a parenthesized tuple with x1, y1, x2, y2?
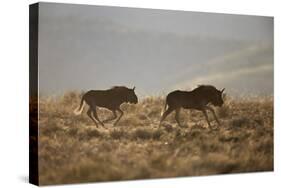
(35, 92, 273, 185)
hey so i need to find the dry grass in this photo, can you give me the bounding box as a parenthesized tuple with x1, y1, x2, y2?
(37, 92, 273, 185)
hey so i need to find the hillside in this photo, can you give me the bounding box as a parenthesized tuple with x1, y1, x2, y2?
(36, 92, 273, 185)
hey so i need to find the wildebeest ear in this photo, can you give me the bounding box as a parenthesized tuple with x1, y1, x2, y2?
(221, 88, 225, 93)
(132, 86, 136, 90)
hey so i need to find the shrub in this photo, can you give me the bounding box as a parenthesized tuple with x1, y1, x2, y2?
(87, 129, 102, 138)
(110, 129, 127, 140)
(231, 117, 249, 128)
(133, 128, 152, 140)
(152, 129, 163, 140)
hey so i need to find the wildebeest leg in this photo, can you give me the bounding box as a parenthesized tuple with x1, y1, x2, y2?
(87, 109, 99, 128)
(159, 107, 174, 126)
(202, 109, 211, 128)
(102, 110, 117, 123)
(206, 106, 221, 126)
(113, 108, 124, 126)
(175, 108, 183, 127)
(91, 106, 106, 128)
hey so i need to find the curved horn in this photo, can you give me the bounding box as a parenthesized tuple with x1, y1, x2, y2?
(221, 88, 225, 93)
(132, 86, 136, 90)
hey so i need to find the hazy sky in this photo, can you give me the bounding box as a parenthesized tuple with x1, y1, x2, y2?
(38, 2, 273, 97)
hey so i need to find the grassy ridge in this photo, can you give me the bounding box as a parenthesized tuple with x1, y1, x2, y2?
(37, 92, 273, 185)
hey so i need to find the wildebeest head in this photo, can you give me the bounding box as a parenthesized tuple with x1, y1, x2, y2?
(127, 86, 138, 104)
(211, 88, 225, 107)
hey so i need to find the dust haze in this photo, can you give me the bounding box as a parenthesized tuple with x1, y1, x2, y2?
(38, 3, 273, 97)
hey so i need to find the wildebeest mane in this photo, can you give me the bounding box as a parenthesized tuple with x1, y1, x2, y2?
(110, 86, 130, 91)
(195, 85, 218, 92)
(109, 86, 132, 100)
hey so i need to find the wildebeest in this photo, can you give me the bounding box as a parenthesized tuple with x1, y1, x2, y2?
(74, 86, 138, 128)
(160, 85, 225, 128)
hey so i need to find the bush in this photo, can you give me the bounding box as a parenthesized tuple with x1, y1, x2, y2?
(152, 129, 163, 140)
(131, 128, 163, 140)
(87, 129, 102, 138)
(110, 129, 127, 139)
(133, 128, 152, 140)
(231, 117, 249, 128)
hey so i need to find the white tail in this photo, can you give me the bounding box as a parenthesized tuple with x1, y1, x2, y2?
(73, 100, 85, 115)
(160, 101, 167, 116)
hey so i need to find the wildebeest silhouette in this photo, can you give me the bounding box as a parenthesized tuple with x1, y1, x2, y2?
(74, 86, 138, 128)
(160, 85, 225, 128)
